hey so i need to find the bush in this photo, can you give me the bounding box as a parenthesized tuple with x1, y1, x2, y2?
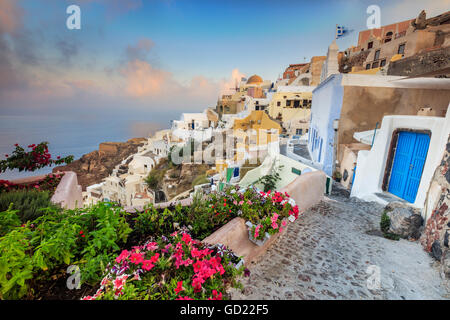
(0, 206, 21, 237)
(0, 203, 132, 299)
(0, 190, 60, 223)
(133, 205, 183, 237)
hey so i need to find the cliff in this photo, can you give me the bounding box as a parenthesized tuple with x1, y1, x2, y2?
(53, 138, 146, 190)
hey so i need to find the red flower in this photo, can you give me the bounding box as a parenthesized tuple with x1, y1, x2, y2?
(211, 290, 222, 300)
(181, 233, 192, 245)
(174, 281, 184, 294)
(129, 252, 144, 264)
(142, 260, 155, 271)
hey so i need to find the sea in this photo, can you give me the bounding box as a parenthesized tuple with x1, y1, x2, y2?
(0, 114, 171, 180)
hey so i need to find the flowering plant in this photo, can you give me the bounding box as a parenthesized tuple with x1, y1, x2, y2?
(209, 187, 300, 241)
(82, 231, 244, 300)
(0, 142, 73, 173)
(0, 173, 63, 194)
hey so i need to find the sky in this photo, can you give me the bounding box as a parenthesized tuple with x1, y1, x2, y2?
(0, 0, 449, 123)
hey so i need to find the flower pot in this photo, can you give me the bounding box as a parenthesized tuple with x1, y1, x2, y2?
(245, 221, 270, 246)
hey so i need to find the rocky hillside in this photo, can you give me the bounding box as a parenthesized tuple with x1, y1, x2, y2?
(53, 138, 146, 190)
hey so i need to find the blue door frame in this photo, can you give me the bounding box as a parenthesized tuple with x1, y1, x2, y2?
(388, 131, 430, 203)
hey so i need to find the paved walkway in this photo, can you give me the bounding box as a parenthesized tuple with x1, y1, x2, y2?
(230, 186, 449, 300)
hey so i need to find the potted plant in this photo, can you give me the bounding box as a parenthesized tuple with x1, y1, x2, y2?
(245, 221, 271, 246)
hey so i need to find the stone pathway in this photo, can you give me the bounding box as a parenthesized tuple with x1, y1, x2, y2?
(230, 185, 449, 300)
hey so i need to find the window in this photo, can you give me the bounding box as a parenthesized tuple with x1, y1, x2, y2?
(294, 100, 300, 108)
(286, 100, 291, 107)
(398, 43, 406, 55)
(277, 101, 281, 107)
(366, 64, 371, 70)
(374, 49, 380, 60)
(367, 41, 373, 49)
(380, 59, 386, 67)
(372, 61, 379, 68)
(296, 129, 303, 135)
(302, 100, 308, 107)
(385, 31, 393, 43)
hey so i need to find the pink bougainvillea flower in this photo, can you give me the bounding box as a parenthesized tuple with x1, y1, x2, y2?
(282, 220, 287, 227)
(174, 281, 184, 294)
(271, 222, 278, 229)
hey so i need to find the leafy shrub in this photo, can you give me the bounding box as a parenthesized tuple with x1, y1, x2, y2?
(253, 165, 283, 192)
(0, 203, 132, 299)
(0, 206, 22, 237)
(0, 190, 60, 223)
(133, 205, 183, 237)
(82, 232, 244, 300)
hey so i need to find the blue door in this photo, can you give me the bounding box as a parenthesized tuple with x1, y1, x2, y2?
(388, 131, 430, 203)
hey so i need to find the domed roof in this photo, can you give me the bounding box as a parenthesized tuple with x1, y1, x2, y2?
(246, 74, 263, 84)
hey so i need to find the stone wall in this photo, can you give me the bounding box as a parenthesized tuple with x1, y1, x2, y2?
(421, 135, 450, 272)
(387, 46, 450, 77)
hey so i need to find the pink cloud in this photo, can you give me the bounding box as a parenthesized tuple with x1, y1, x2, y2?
(121, 59, 173, 97)
(219, 68, 246, 95)
(0, 0, 23, 34)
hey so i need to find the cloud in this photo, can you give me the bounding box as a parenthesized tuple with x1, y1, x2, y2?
(126, 38, 155, 61)
(74, 0, 143, 18)
(56, 38, 79, 64)
(121, 59, 173, 97)
(219, 68, 246, 95)
(0, 0, 23, 34)
(381, 0, 450, 24)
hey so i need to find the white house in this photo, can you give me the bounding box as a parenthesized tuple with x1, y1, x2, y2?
(308, 74, 450, 177)
(128, 153, 156, 175)
(351, 103, 450, 215)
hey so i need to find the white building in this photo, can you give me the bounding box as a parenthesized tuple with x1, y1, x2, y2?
(351, 103, 450, 217)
